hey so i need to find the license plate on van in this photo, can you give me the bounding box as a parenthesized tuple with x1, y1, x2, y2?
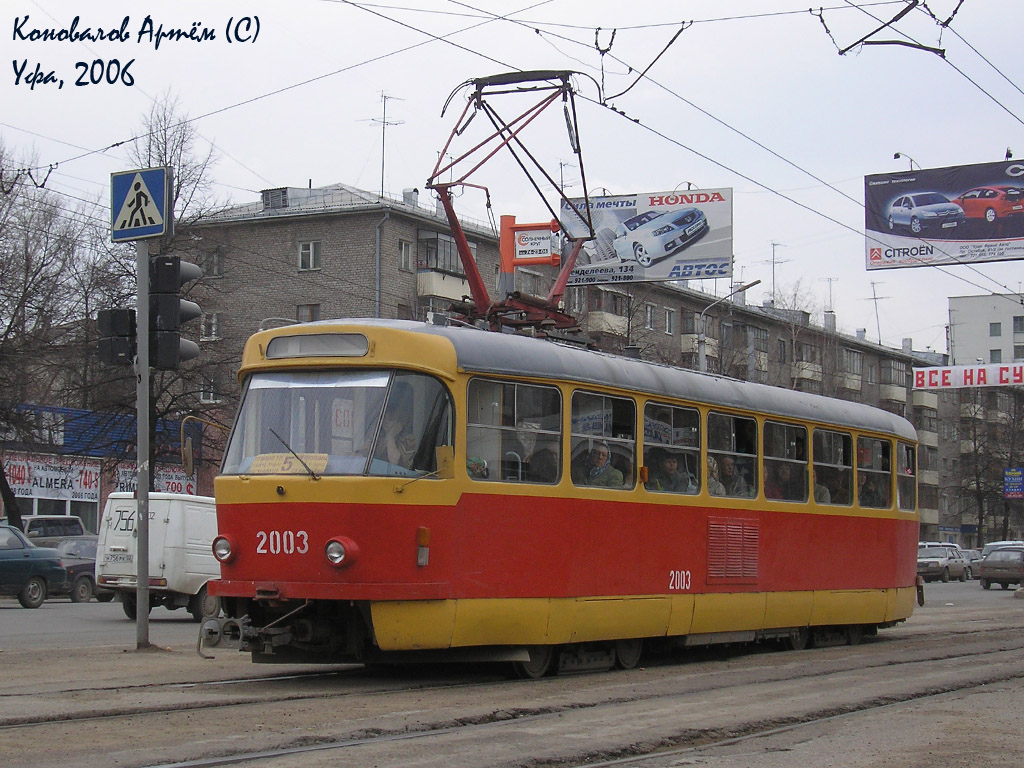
(104, 553, 133, 564)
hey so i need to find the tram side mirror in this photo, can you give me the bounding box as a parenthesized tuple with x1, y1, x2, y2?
(435, 446, 455, 479)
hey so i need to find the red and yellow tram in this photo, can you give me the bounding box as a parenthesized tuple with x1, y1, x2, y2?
(205, 319, 919, 676)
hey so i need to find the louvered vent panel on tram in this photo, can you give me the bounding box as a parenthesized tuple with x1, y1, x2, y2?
(707, 517, 760, 583)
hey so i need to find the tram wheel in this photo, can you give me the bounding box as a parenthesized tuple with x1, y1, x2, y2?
(784, 627, 811, 651)
(512, 645, 556, 679)
(613, 639, 643, 670)
(846, 625, 865, 646)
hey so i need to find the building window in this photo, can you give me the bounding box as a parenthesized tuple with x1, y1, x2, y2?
(990, 349, 1002, 364)
(1014, 315, 1024, 334)
(778, 339, 788, 363)
(990, 322, 1002, 337)
(200, 375, 221, 404)
(297, 303, 321, 323)
(1014, 344, 1024, 361)
(750, 326, 769, 354)
(664, 308, 674, 335)
(682, 312, 696, 335)
(206, 249, 224, 277)
(201, 312, 221, 341)
(399, 240, 413, 272)
(880, 359, 906, 386)
(299, 241, 322, 271)
(798, 343, 819, 364)
(397, 303, 414, 320)
(841, 348, 863, 374)
(419, 231, 470, 275)
(644, 304, 655, 330)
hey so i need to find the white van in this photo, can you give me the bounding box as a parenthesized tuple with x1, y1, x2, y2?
(95, 492, 221, 622)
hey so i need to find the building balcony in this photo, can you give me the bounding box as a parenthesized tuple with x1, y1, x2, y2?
(878, 383, 907, 402)
(919, 469, 938, 487)
(794, 361, 822, 382)
(681, 334, 718, 358)
(912, 390, 938, 409)
(960, 403, 983, 421)
(587, 311, 627, 336)
(917, 430, 938, 448)
(417, 271, 469, 303)
(835, 371, 862, 391)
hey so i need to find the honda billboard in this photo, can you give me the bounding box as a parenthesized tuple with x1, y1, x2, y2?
(864, 160, 1024, 270)
(560, 188, 734, 286)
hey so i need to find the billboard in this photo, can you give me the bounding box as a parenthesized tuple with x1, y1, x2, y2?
(561, 189, 733, 286)
(912, 363, 1024, 390)
(864, 160, 1024, 270)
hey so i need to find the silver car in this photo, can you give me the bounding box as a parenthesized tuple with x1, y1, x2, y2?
(886, 192, 964, 236)
(917, 545, 969, 583)
(613, 208, 709, 267)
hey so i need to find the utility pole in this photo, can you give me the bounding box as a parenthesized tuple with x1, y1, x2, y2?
(820, 277, 838, 312)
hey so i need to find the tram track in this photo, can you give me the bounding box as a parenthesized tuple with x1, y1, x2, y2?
(5, 622, 1024, 768)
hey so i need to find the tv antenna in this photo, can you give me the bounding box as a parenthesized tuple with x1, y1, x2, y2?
(865, 281, 890, 344)
(364, 92, 404, 197)
(820, 276, 838, 312)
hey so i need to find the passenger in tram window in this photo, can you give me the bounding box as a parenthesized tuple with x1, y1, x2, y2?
(858, 472, 883, 507)
(614, 454, 635, 488)
(375, 398, 417, 469)
(828, 471, 851, 504)
(647, 451, 696, 494)
(721, 455, 754, 498)
(813, 468, 832, 503)
(579, 442, 624, 487)
(707, 455, 727, 496)
(765, 462, 788, 500)
(526, 446, 559, 483)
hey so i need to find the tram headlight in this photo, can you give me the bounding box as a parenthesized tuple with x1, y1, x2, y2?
(212, 535, 235, 563)
(325, 537, 360, 568)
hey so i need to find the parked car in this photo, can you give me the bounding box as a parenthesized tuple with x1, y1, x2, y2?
(960, 549, 982, 579)
(978, 546, 1024, 590)
(0, 514, 87, 548)
(980, 540, 1024, 558)
(0, 523, 67, 608)
(886, 193, 965, 235)
(917, 544, 969, 583)
(612, 208, 709, 267)
(950, 185, 1024, 223)
(52, 536, 114, 603)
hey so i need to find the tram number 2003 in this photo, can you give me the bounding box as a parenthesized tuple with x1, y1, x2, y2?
(668, 570, 692, 591)
(256, 530, 309, 555)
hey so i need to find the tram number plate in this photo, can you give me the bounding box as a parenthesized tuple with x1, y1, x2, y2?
(668, 570, 692, 591)
(256, 530, 310, 555)
(250, 453, 328, 474)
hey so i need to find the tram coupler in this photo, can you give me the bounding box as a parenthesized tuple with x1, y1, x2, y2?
(916, 575, 925, 606)
(197, 615, 247, 659)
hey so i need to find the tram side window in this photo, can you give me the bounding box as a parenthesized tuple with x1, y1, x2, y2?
(897, 442, 916, 511)
(857, 437, 892, 508)
(570, 391, 636, 489)
(366, 373, 453, 477)
(763, 422, 808, 502)
(643, 402, 700, 494)
(707, 412, 757, 498)
(812, 429, 853, 505)
(466, 379, 562, 483)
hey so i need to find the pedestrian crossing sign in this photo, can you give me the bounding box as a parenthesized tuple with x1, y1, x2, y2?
(110, 166, 173, 242)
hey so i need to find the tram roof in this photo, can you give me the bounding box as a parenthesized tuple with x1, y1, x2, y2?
(291, 319, 918, 441)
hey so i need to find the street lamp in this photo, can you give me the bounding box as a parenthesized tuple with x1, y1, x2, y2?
(893, 152, 919, 170)
(698, 279, 761, 373)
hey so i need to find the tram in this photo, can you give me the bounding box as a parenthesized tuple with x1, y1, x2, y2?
(204, 318, 919, 676)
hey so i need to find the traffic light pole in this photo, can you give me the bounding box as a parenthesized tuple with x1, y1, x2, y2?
(135, 240, 151, 649)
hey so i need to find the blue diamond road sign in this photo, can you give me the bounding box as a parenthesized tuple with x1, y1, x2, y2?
(110, 166, 173, 242)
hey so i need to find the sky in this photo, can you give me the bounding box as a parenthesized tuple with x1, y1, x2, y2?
(4, 0, 1023, 355)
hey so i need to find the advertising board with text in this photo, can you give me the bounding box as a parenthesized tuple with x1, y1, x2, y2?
(560, 189, 734, 286)
(864, 160, 1024, 270)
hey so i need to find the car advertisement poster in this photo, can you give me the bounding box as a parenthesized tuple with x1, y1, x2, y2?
(560, 188, 734, 286)
(864, 160, 1024, 270)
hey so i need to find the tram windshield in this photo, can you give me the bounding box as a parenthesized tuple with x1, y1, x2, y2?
(221, 370, 452, 477)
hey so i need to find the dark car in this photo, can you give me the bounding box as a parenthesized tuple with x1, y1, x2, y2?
(978, 546, 1024, 590)
(886, 193, 965, 235)
(0, 523, 67, 608)
(950, 186, 1024, 223)
(53, 536, 114, 603)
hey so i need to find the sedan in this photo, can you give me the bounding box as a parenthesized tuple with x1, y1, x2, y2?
(886, 192, 965, 235)
(53, 536, 115, 603)
(613, 208, 709, 267)
(0, 523, 67, 608)
(950, 186, 1024, 223)
(917, 545, 969, 583)
(978, 546, 1024, 590)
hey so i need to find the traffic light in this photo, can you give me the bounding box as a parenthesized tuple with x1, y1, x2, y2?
(97, 308, 137, 366)
(150, 255, 202, 370)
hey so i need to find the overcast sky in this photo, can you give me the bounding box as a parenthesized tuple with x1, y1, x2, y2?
(4, 0, 1022, 354)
